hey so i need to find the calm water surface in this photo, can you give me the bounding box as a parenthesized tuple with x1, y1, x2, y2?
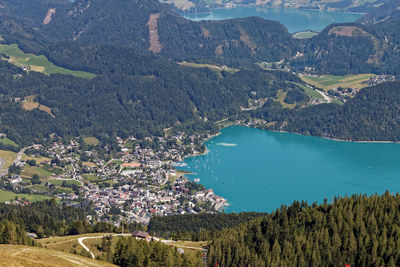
(184, 7, 363, 32)
(179, 126, 400, 212)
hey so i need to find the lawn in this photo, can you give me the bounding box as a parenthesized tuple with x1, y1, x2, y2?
(22, 165, 54, 178)
(83, 161, 97, 167)
(0, 137, 19, 149)
(83, 174, 101, 182)
(47, 179, 81, 187)
(293, 31, 318, 39)
(0, 149, 18, 168)
(0, 189, 49, 202)
(21, 154, 51, 165)
(83, 137, 100, 146)
(300, 74, 375, 91)
(0, 44, 96, 79)
(293, 82, 324, 101)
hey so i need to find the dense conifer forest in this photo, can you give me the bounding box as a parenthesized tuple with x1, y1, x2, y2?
(251, 82, 400, 141)
(206, 192, 400, 267)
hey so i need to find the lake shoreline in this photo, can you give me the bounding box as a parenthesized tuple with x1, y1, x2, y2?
(179, 124, 400, 212)
(181, 5, 367, 17)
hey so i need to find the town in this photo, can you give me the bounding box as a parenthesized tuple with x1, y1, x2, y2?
(0, 131, 228, 226)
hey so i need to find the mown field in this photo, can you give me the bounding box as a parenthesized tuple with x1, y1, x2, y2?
(293, 31, 318, 39)
(300, 74, 375, 91)
(0, 44, 96, 78)
(293, 82, 324, 101)
(0, 189, 49, 202)
(83, 137, 100, 146)
(0, 149, 17, 168)
(0, 245, 116, 267)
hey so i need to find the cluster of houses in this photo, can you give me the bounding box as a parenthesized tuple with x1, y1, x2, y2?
(3, 131, 227, 226)
(364, 75, 395, 87)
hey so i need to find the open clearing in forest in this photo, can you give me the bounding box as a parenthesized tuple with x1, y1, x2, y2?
(0, 44, 96, 78)
(22, 95, 55, 118)
(300, 74, 375, 91)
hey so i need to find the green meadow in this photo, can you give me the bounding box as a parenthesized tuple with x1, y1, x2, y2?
(0, 44, 96, 79)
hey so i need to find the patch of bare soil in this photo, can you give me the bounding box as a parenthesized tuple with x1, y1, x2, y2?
(43, 8, 56, 25)
(148, 13, 162, 53)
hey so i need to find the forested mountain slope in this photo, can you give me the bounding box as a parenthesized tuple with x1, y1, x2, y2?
(40, 0, 301, 64)
(291, 18, 400, 75)
(0, 50, 304, 145)
(252, 82, 400, 141)
(207, 192, 400, 267)
(0, 0, 70, 27)
(358, 0, 400, 25)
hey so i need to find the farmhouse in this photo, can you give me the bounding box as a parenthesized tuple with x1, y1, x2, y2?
(132, 230, 151, 242)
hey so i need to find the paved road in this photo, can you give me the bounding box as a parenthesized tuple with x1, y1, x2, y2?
(316, 89, 331, 103)
(0, 158, 4, 170)
(0, 158, 6, 176)
(13, 145, 34, 166)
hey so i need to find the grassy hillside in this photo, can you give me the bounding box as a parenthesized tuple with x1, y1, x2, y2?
(0, 44, 95, 78)
(0, 245, 116, 267)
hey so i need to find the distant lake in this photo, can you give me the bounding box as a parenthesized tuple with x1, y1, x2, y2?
(179, 126, 400, 212)
(184, 7, 364, 33)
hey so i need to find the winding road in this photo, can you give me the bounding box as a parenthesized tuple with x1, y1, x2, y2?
(78, 234, 131, 259)
(12, 145, 34, 166)
(77, 233, 202, 259)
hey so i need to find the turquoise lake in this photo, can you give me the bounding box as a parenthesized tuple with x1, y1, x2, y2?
(184, 7, 364, 33)
(180, 126, 400, 213)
